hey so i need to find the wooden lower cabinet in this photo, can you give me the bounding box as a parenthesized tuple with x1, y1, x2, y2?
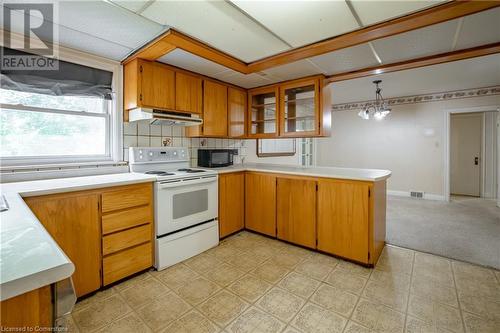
(100, 183, 154, 286)
(245, 172, 277, 236)
(276, 177, 317, 248)
(219, 172, 245, 238)
(102, 242, 152, 286)
(25, 193, 101, 297)
(317, 179, 370, 264)
(24, 182, 154, 297)
(0, 285, 53, 330)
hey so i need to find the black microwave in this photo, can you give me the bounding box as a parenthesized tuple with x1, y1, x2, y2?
(198, 149, 236, 168)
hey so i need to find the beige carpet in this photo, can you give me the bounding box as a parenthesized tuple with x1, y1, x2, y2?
(386, 195, 500, 269)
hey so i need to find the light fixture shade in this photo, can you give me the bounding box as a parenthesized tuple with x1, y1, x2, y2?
(357, 80, 390, 120)
(358, 109, 370, 120)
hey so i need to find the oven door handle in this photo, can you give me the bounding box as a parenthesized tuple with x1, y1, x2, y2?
(158, 176, 217, 189)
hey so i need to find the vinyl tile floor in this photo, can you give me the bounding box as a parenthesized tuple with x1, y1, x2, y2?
(67, 231, 500, 333)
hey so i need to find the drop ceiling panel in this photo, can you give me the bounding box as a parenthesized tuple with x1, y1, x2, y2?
(261, 60, 323, 81)
(309, 43, 379, 75)
(230, 0, 359, 47)
(350, 0, 444, 26)
(140, 0, 290, 62)
(157, 49, 231, 77)
(372, 20, 457, 63)
(57, 1, 165, 50)
(57, 25, 133, 60)
(213, 71, 275, 89)
(455, 8, 500, 50)
(0, 8, 131, 60)
(331, 54, 500, 104)
(110, 1, 150, 13)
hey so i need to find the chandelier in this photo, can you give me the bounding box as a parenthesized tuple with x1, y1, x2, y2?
(358, 80, 391, 120)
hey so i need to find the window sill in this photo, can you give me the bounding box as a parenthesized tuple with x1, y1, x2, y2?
(0, 162, 130, 184)
(0, 161, 127, 172)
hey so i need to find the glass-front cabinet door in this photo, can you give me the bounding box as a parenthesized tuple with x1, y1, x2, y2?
(279, 78, 320, 137)
(248, 86, 279, 138)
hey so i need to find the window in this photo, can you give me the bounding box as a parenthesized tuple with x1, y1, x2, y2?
(1, 89, 111, 164)
(0, 45, 119, 167)
(299, 138, 314, 166)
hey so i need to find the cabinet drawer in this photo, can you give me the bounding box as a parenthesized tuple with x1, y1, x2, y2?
(102, 205, 151, 235)
(102, 242, 152, 285)
(103, 224, 151, 256)
(101, 183, 151, 213)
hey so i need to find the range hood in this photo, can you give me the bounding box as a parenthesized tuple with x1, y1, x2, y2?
(129, 108, 203, 126)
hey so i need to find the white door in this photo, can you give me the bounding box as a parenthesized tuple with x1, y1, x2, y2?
(450, 113, 483, 197)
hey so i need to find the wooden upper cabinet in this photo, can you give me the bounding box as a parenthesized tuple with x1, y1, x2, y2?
(219, 172, 245, 238)
(247, 76, 330, 138)
(247, 86, 279, 138)
(202, 80, 228, 137)
(228, 87, 247, 138)
(279, 78, 320, 137)
(245, 172, 277, 236)
(317, 179, 370, 264)
(277, 177, 317, 249)
(24, 193, 101, 297)
(175, 72, 202, 114)
(124, 59, 175, 112)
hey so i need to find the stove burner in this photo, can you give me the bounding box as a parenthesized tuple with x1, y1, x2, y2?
(178, 168, 205, 173)
(145, 171, 175, 176)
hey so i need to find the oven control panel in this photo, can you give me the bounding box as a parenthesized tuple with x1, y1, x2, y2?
(129, 147, 189, 163)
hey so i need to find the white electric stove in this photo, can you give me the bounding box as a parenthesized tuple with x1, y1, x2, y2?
(129, 147, 219, 270)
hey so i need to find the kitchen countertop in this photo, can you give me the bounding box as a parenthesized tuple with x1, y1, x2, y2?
(0, 172, 156, 301)
(208, 163, 391, 181)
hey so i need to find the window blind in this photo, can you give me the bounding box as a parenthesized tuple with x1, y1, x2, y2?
(1, 47, 113, 99)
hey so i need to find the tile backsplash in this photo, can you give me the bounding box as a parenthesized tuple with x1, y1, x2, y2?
(123, 121, 248, 167)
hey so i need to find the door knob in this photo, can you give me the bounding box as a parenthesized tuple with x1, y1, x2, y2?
(474, 157, 479, 165)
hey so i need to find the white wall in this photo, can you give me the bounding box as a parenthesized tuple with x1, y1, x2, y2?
(316, 95, 500, 198)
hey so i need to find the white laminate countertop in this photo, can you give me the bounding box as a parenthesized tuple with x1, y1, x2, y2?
(0, 172, 156, 301)
(208, 163, 392, 181)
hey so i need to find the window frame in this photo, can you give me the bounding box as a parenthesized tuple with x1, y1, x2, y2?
(1, 102, 112, 165)
(0, 31, 122, 168)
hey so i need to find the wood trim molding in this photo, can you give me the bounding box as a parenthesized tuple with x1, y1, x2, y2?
(166, 30, 248, 73)
(122, 29, 247, 73)
(122, 1, 500, 73)
(325, 42, 500, 84)
(247, 0, 500, 73)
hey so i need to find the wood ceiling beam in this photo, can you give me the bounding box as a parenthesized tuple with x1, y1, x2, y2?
(122, 29, 249, 73)
(247, 0, 500, 73)
(122, 1, 500, 74)
(325, 42, 500, 84)
(122, 30, 176, 64)
(165, 30, 249, 73)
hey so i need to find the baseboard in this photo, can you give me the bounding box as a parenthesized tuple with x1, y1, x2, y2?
(387, 190, 446, 201)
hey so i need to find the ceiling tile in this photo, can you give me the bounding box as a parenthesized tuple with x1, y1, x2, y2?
(231, 0, 359, 47)
(157, 49, 231, 77)
(350, 0, 444, 26)
(455, 7, 500, 50)
(213, 71, 275, 89)
(57, 25, 133, 60)
(331, 54, 500, 104)
(1, 8, 131, 60)
(308, 43, 379, 75)
(372, 19, 458, 63)
(140, 0, 290, 62)
(261, 60, 323, 81)
(57, 1, 165, 50)
(110, 0, 150, 13)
